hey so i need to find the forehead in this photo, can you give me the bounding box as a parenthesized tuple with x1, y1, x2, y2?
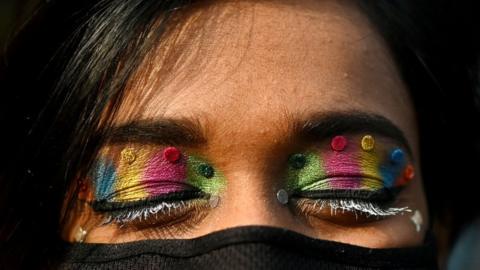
(115, 0, 415, 147)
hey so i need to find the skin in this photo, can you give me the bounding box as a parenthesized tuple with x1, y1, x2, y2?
(64, 0, 429, 248)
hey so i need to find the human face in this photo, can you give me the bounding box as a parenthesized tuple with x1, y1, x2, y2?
(64, 0, 428, 248)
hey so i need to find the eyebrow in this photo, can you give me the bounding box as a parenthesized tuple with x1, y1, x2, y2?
(104, 111, 411, 154)
(301, 111, 412, 154)
(104, 118, 206, 146)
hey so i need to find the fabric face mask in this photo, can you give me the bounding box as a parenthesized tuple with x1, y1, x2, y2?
(59, 226, 438, 270)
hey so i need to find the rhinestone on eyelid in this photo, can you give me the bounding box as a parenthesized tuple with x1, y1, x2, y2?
(198, 164, 215, 178)
(163, 146, 181, 163)
(390, 148, 405, 164)
(361, 135, 375, 151)
(121, 148, 136, 164)
(276, 189, 289, 205)
(331, 135, 348, 151)
(404, 164, 415, 180)
(288, 153, 307, 169)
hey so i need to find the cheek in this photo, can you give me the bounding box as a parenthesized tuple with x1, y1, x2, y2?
(320, 214, 424, 248)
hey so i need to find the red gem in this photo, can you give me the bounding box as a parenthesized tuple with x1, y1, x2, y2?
(396, 165, 415, 187)
(163, 146, 181, 163)
(331, 135, 348, 151)
(404, 164, 415, 180)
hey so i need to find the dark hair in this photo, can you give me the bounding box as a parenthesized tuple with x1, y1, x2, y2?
(1, 0, 478, 268)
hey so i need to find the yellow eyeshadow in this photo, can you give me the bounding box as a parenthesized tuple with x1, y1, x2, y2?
(359, 148, 383, 190)
(115, 147, 149, 201)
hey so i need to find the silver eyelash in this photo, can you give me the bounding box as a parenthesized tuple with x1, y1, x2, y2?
(102, 201, 187, 225)
(313, 199, 411, 217)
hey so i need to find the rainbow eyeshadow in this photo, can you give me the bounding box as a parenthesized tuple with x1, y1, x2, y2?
(83, 144, 225, 212)
(286, 134, 414, 201)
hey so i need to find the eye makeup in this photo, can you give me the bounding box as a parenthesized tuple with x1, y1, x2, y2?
(79, 144, 225, 225)
(286, 134, 414, 218)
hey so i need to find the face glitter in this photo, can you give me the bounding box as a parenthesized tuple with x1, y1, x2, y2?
(75, 227, 88, 243)
(410, 210, 423, 232)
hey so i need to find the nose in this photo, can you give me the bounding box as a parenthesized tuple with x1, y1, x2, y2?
(205, 163, 302, 233)
(199, 116, 304, 234)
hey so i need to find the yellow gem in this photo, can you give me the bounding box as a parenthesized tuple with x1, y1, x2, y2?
(121, 147, 137, 164)
(361, 135, 375, 151)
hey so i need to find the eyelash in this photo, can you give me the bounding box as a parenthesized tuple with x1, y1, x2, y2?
(100, 199, 207, 226)
(299, 198, 410, 217)
(91, 182, 210, 227)
(86, 138, 412, 230)
(100, 194, 407, 230)
(92, 197, 213, 239)
(291, 186, 411, 224)
(93, 190, 406, 228)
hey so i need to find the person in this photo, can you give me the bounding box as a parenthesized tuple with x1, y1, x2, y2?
(0, 0, 478, 269)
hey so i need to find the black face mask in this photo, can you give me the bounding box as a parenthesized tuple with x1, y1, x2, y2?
(59, 226, 438, 270)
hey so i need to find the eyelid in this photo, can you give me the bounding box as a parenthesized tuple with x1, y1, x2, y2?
(88, 145, 224, 203)
(91, 189, 207, 212)
(293, 187, 400, 203)
(83, 144, 225, 231)
(286, 135, 415, 197)
(294, 175, 386, 191)
(101, 197, 211, 228)
(302, 112, 412, 156)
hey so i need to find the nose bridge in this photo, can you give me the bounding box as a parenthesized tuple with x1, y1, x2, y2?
(204, 111, 298, 229)
(216, 165, 292, 229)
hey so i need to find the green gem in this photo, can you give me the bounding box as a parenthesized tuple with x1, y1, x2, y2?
(288, 153, 307, 169)
(198, 164, 215, 178)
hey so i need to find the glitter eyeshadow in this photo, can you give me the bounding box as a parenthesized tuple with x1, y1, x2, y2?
(287, 134, 414, 196)
(88, 146, 225, 205)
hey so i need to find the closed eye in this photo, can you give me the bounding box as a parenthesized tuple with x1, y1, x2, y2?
(91, 189, 207, 212)
(291, 185, 410, 226)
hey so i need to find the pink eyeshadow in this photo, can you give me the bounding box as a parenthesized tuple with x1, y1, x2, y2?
(323, 146, 362, 189)
(143, 149, 187, 196)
